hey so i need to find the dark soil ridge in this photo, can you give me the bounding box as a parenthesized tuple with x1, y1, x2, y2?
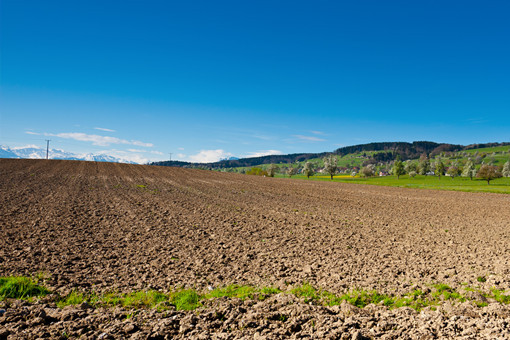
(1, 159, 509, 338)
(1, 294, 510, 339)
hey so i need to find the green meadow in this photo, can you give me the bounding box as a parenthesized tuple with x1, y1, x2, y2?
(279, 174, 510, 194)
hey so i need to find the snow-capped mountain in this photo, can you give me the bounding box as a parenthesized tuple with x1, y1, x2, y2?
(0, 146, 19, 159)
(0, 145, 138, 164)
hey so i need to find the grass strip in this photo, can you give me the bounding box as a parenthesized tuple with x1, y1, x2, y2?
(2, 277, 509, 312)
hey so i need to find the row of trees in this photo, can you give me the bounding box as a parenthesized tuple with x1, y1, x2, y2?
(247, 157, 510, 185)
(389, 159, 510, 184)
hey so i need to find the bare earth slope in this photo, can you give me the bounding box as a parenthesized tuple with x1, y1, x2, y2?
(1, 159, 509, 339)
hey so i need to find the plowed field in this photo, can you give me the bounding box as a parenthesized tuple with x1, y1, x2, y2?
(1, 159, 509, 339)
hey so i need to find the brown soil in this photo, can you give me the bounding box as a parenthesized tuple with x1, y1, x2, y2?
(1, 159, 509, 339)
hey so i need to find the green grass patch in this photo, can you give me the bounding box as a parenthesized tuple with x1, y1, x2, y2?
(491, 289, 510, 304)
(123, 290, 168, 309)
(432, 283, 465, 302)
(171, 289, 202, 310)
(339, 290, 393, 308)
(285, 174, 510, 194)
(0, 276, 49, 300)
(477, 276, 487, 283)
(56, 290, 86, 308)
(259, 287, 282, 300)
(290, 283, 320, 302)
(206, 284, 281, 301)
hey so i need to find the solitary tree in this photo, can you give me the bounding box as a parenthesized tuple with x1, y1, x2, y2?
(462, 159, 476, 180)
(404, 161, 417, 174)
(267, 164, 278, 177)
(323, 155, 338, 180)
(287, 166, 297, 178)
(503, 161, 510, 177)
(419, 159, 430, 175)
(447, 165, 460, 179)
(435, 159, 445, 179)
(360, 164, 375, 177)
(392, 160, 405, 179)
(409, 171, 417, 178)
(477, 165, 502, 185)
(302, 162, 314, 179)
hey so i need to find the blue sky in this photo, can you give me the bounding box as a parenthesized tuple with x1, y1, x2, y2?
(1, 1, 509, 163)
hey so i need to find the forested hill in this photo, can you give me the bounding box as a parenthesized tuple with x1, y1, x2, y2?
(151, 152, 330, 169)
(151, 141, 509, 169)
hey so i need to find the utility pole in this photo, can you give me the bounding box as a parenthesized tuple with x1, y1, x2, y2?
(169, 153, 172, 161)
(45, 140, 51, 160)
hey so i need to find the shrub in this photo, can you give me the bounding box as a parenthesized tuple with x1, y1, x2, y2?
(246, 167, 268, 176)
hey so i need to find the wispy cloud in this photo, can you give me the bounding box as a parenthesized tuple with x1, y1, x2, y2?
(25, 131, 40, 135)
(94, 127, 116, 132)
(293, 135, 326, 142)
(45, 132, 153, 147)
(310, 130, 325, 135)
(244, 150, 282, 158)
(188, 149, 233, 163)
(252, 134, 274, 141)
(126, 149, 164, 156)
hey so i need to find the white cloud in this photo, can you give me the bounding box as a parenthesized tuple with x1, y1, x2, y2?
(177, 153, 186, 159)
(94, 127, 116, 132)
(25, 131, 40, 135)
(131, 140, 153, 147)
(127, 149, 144, 153)
(45, 132, 153, 147)
(188, 149, 233, 163)
(293, 135, 326, 142)
(310, 130, 325, 135)
(178, 147, 185, 151)
(244, 150, 282, 158)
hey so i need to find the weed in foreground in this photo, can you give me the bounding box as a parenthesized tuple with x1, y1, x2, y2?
(477, 276, 487, 283)
(491, 289, 510, 304)
(432, 283, 465, 302)
(57, 291, 86, 308)
(290, 283, 319, 303)
(0, 276, 49, 300)
(171, 289, 201, 310)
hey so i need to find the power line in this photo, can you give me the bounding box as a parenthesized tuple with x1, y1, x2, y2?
(45, 140, 51, 159)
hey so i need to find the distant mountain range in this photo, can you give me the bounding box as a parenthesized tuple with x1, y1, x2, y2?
(0, 145, 137, 164)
